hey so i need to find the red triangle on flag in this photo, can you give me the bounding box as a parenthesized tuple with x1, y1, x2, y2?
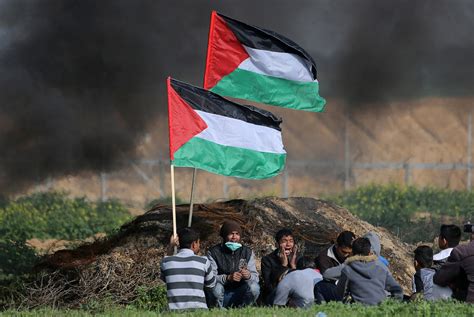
(167, 78, 208, 160)
(204, 11, 250, 89)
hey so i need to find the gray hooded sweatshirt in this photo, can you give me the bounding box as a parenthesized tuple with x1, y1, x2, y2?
(324, 232, 386, 282)
(336, 254, 403, 305)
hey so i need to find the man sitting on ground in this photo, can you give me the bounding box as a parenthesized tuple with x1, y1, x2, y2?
(160, 227, 216, 310)
(315, 231, 355, 274)
(207, 220, 260, 308)
(336, 237, 403, 305)
(433, 224, 461, 268)
(411, 245, 452, 301)
(261, 228, 304, 305)
(433, 235, 474, 303)
(323, 231, 387, 282)
(273, 257, 323, 309)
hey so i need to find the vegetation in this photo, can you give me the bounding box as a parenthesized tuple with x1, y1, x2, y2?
(331, 184, 473, 243)
(1, 300, 473, 316)
(0, 191, 132, 305)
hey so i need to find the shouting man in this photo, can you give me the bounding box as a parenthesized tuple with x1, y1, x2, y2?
(261, 228, 304, 305)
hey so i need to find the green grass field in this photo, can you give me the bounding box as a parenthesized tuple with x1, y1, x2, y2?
(1, 301, 473, 317)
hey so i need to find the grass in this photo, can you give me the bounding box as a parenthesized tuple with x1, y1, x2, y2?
(1, 301, 473, 317)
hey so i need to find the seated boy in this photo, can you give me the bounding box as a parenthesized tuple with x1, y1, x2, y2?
(336, 237, 403, 305)
(433, 225, 461, 268)
(273, 258, 323, 309)
(261, 228, 304, 305)
(412, 245, 452, 301)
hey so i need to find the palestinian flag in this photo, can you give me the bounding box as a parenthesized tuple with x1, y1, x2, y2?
(204, 11, 326, 112)
(167, 78, 286, 179)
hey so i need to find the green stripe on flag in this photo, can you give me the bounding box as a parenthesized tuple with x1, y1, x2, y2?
(210, 68, 326, 112)
(172, 137, 286, 179)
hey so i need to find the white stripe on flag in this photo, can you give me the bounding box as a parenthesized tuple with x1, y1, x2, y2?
(195, 110, 286, 154)
(238, 46, 315, 82)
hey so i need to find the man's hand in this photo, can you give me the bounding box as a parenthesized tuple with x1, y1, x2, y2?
(166, 234, 179, 255)
(278, 244, 289, 267)
(289, 245, 298, 269)
(240, 268, 251, 280)
(227, 272, 243, 282)
(170, 234, 179, 248)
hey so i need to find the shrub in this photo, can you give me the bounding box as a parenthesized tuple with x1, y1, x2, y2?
(0, 191, 132, 242)
(132, 285, 167, 311)
(331, 184, 473, 243)
(0, 191, 132, 291)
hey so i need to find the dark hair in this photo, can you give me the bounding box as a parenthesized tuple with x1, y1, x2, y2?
(352, 237, 371, 256)
(275, 228, 294, 243)
(414, 245, 433, 268)
(178, 227, 200, 249)
(301, 256, 315, 269)
(439, 224, 462, 247)
(337, 231, 356, 248)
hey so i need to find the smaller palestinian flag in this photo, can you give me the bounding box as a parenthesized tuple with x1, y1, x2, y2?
(204, 11, 326, 112)
(167, 78, 286, 179)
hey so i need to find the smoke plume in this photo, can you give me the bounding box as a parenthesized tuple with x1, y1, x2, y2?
(0, 0, 473, 194)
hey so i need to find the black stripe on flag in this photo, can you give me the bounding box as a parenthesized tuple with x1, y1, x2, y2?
(170, 78, 282, 131)
(217, 12, 317, 79)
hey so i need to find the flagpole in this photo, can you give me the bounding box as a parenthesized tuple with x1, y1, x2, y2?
(170, 163, 177, 254)
(188, 168, 197, 227)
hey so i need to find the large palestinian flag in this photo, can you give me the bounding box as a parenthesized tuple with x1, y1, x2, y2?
(204, 11, 326, 112)
(167, 78, 286, 179)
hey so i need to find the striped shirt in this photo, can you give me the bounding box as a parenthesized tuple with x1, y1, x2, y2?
(160, 248, 216, 310)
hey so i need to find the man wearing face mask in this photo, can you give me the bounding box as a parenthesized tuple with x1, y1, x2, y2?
(207, 220, 260, 308)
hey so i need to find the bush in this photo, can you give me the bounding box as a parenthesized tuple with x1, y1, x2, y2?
(132, 285, 167, 311)
(0, 191, 132, 290)
(0, 191, 132, 242)
(331, 184, 473, 243)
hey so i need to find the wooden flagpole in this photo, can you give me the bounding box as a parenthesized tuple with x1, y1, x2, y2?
(170, 164, 177, 254)
(188, 168, 197, 227)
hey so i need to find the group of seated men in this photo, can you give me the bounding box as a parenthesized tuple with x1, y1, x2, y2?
(159, 220, 474, 310)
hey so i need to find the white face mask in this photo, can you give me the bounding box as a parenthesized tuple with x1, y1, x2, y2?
(225, 241, 242, 251)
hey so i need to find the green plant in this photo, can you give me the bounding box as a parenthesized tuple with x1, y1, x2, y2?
(132, 285, 167, 311)
(0, 191, 132, 293)
(330, 184, 473, 243)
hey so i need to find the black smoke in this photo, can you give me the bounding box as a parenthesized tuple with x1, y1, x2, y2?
(0, 0, 473, 194)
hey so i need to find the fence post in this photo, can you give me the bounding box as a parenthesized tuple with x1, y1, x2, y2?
(403, 163, 411, 185)
(468, 111, 472, 191)
(282, 167, 289, 198)
(223, 177, 228, 199)
(100, 171, 107, 202)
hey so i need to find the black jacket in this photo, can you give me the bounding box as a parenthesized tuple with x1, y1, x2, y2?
(434, 241, 474, 303)
(315, 245, 344, 274)
(207, 243, 258, 288)
(261, 249, 304, 303)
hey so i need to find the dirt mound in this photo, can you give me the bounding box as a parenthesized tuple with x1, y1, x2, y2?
(28, 197, 414, 307)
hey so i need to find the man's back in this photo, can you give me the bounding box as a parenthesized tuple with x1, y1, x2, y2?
(273, 268, 323, 308)
(160, 249, 215, 310)
(434, 241, 474, 303)
(337, 255, 403, 305)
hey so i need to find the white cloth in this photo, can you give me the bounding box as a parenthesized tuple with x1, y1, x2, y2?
(433, 248, 453, 261)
